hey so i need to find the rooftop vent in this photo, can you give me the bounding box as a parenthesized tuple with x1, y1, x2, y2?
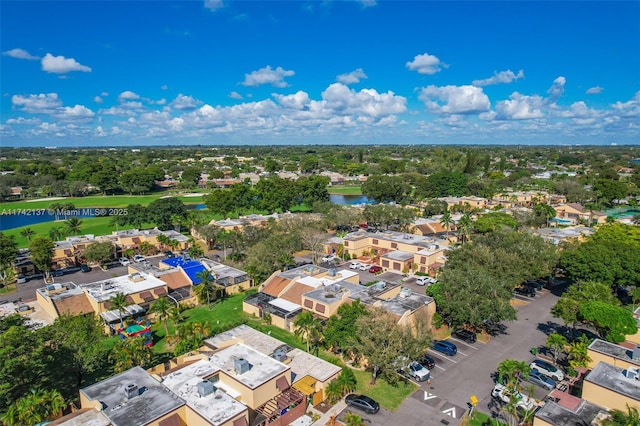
(626, 367, 639, 380)
(234, 358, 251, 375)
(328, 268, 337, 277)
(375, 281, 386, 291)
(197, 380, 216, 397)
(124, 383, 139, 399)
(400, 287, 412, 298)
(633, 345, 640, 361)
(272, 350, 287, 362)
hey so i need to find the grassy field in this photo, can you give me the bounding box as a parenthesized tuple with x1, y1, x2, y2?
(3, 216, 157, 248)
(351, 369, 418, 411)
(0, 193, 205, 210)
(327, 185, 362, 195)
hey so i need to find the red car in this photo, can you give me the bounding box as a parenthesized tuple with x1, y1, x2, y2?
(369, 265, 382, 274)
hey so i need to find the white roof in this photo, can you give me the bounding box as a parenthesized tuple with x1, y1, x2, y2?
(268, 298, 301, 313)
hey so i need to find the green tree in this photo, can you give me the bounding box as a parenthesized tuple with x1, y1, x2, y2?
(109, 336, 152, 373)
(47, 313, 107, 387)
(82, 241, 115, 264)
(457, 211, 473, 244)
(146, 197, 188, 231)
(111, 293, 130, 328)
(439, 209, 453, 238)
(546, 333, 568, 364)
(19, 227, 36, 242)
(354, 307, 431, 385)
(325, 380, 343, 404)
(551, 297, 581, 335)
(473, 212, 517, 234)
(64, 217, 83, 235)
(194, 270, 217, 307)
(149, 297, 172, 337)
(293, 311, 323, 353)
(497, 359, 530, 391)
(3, 388, 66, 426)
(568, 335, 592, 369)
(579, 301, 637, 343)
(337, 367, 358, 395)
(324, 300, 369, 357)
(28, 236, 55, 275)
(601, 404, 640, 426)
(343, 412, 366, 426)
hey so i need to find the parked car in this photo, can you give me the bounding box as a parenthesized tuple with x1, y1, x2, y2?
(431, 340, 457, 356)
(345, 394, 380, 414)
(350, 262, 362, 270)
(530, 359, 564, 381)
(491, 383, 535, 410)
(452, 329, 477, 344)
(369, 265, 383, 274)
(164, 250, 174, 258)
(514, 286, 536, 298)
(322, 254, 336, 263)
(523, 279, 544, 291)
(525, 369, 556, 390)
(119, 257, 131, 266)
(133, 255, 145, 263)
(404, 361, 431, 382)
(54, 269, 64, 277)
(80, 264, 91, 273)
(416, 276, 436, 286)
(419, 354, 436, 370)
(358, 263, 369, 271)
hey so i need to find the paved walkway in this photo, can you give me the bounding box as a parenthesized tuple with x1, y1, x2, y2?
(310, 400, 347, 425)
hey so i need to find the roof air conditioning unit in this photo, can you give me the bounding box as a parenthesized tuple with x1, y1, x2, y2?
(234, 358, 251, 375)
(197, 380, 216, 397)
(626, 367, 638, 380)
(124, 383, 139, 399)
(273, 351, 287, 362)
(328, 268, 337, 277)
(633, 345, 640, 361)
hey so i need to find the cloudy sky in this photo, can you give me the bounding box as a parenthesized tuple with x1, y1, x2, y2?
(1, 1, 638, 147)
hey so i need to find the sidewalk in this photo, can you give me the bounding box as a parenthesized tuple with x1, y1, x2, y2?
(310, 400, 347, 425)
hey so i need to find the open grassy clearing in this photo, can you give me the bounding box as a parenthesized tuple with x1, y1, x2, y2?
(0, 193, 205, 210)
(327, 185, 362, 195)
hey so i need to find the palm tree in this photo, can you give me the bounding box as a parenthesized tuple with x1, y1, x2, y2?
(3, 388, 66, 426)
(149, 297, 172, 337)
(343, 412, 366, 426)
(325, 380, 343, 404)
(171, 214, 184, 232)
(457, 211, 473, 245)
(139, 241, 155, 256)
(64, 217, 82, 235)
(602, 404, 640, 426)
(293, 311, 322, 353)
(49, 225, 65, 241)
(156, 234, 170, 251)
(169, 303, 184, 326)
(497, 359, 530, 392)
(194, 270, 216, 307)
(109, 336, 152, 373)
(440, 209, 453, 239)
(337, 367, 357, 394)
(111, 292, 130, 328)
(546, 333, 568, 364)
(20, 227, 36, 242)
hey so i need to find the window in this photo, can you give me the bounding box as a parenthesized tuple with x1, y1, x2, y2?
(372, 239, 378, 245)
(316, 303, 326, 314)
(381, 260, 389, 268)
(420, 257, 426, 264)
(344, 241, 349, 247)
(393, 263, 400, 271)
(304, 299, 313, 308)
(391, 243, 397, 249)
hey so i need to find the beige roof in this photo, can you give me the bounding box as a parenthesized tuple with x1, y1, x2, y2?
(157, 270, 191, 290)
(53, 293, 93, 316)
(280, 283, 314, 305)
(261, 275, 292, 297)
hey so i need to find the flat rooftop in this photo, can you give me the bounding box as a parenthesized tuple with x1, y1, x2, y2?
(81, 272, 166, 302)
(49, 408, 110, 426)
(81, 366, 184, 426)
(206, 325, 340, 383)
(585, 361, 640, 401)
(381, 250, 414, 261)
(279, 264, 327, 280)
(200, 258, 250, 284)
(209, 343, 289, 390)
(344, 230, 448, 249)
(36, 282, 84, 301)
(161, 359, 247, 426)
(536, 393, 606, 426)
(588, 338, 640, 366)
(374, 289, 434, 317)
(303, 281, 365, 304)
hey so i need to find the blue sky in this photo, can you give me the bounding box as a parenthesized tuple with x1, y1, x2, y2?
(1, 1, 639, 147)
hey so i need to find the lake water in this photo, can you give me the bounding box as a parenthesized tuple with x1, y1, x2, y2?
(0, 194, 373, 231)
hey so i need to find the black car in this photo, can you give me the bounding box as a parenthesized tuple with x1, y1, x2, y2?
(419, 354, 436, 370)
(345, 394, 380, 414)
(514, 286, 536, 297)
(523, 280, 544, 291)
(80, 264, 91, 273)
(164, 250, 174, 258)
(452, 329, 477, 344)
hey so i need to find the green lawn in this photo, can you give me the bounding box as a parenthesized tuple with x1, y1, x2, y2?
(352, 369, 418, 411)
(463, 411, 507, 426)
(1, 193, 205, 210)
(3, 216, 157, 248)
(328, 185, 362, 195)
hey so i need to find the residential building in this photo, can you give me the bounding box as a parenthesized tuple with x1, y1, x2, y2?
(200, 258, 253, 294)
(582, 362, 640, 411)
(587, 339, 640, 370)
(553, 203, 607, 225)
(534, 389, 608, 426)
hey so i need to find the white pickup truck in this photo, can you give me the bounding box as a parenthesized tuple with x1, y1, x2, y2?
(491, 383, 535, 411)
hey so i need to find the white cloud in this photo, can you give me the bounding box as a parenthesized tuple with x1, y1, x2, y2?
(337, 68, 368, 84)
(101, 92, 109, 97)
(161, 85, 168, 91)
(273, 91, 311, 109)
(547, 76, 566, 101)
(358, 0, 377, 7)
(243, 65, 295, 87)
(204, 0, 224, 11)
(2, 48, 39, 60)
(229, 91, 243, 100)
(472, 69, 524, 86)
(55, 105, 95, 121)
(586, 86, 603, 95)
(495, 92, 545, 120)
(170, 94, 198, 110)
(41, 53, 91, 74)
(418, 85, 490, 114)
(321, 83, 407, 117)
(93, 96, 104, 104)
(12, 93, 62, 113)
(6, 117, 41, 125)
(118, 91, 140, 101)
(406, 53, 446, 75)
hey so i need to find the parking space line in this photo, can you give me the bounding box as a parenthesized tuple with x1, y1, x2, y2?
(434, 364, 446, 371)
(449, 338, 479, 350)
(457, 350, 468, 357)
(426, 350, 458, 363)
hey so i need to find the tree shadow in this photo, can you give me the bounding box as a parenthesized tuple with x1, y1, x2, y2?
(537, 320, 563, 336)
(484, 321, 508, 336)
